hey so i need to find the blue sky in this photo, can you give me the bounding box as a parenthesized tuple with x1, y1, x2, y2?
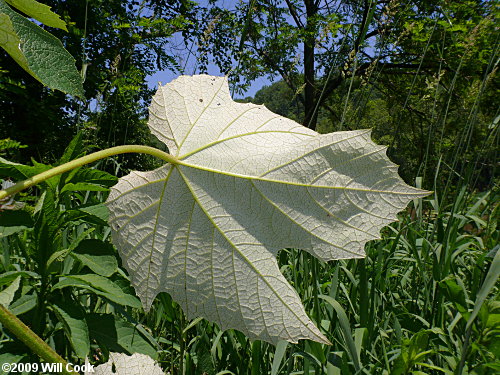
(143, 0, 273, 99)
(146, 70, 271, 99)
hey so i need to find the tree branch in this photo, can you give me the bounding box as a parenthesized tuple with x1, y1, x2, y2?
(284, 0, 304, 28)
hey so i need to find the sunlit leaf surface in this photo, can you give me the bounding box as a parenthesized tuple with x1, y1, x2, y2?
(106, 75, 428, 344)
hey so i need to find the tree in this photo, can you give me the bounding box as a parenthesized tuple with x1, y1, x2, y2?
(195, 1, 495, 125)
(197, 0, 498, 187)
(0, 0, 197, 169)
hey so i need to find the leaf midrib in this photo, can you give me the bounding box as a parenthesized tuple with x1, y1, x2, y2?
(175, 166, 328, 343)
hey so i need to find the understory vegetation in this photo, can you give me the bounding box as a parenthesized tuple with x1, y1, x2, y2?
(0, 0, 498, 374)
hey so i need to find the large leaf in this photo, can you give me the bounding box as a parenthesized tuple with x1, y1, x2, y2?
(106, 75, 429, 344)
(0, 0, 84, 97)
(4, 0, 67, 30)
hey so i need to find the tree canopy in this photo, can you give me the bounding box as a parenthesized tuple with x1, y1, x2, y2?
(0, 0, 497, 187)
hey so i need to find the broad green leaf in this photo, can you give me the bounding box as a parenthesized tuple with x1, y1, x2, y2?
(86, 313, 158, 359)
(78, 203, 109, 222)
(71, 239, 118, 277)
(4, 0, 67, 30)
(65, 203, 110, 226)
(52, 274, 141, 308)
(106, 75, 429, 345)
(89, 352, 164, 375)
(0, 156, 51, 180)
(52, 301, 90, 359)
(0, 1, 84, 97)
(0, 271, 38, 286)
(9, 293, 36, 315)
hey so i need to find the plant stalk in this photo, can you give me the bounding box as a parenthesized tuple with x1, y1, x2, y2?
(0, 304, 77, 374)
(0, 145, 180, 200)
(0, 145, 179, 370)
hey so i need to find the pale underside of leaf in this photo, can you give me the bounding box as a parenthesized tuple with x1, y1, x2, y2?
(89, 352, 164, 375)
(106, 75, 429, 345)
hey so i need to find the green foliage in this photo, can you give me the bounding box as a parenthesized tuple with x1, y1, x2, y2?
(0, 132, 498, 374)
(0, 0, 195, 168)
(0, 0, 84, 97)
(0, 134, 157, 364)
(0, 0, 498, 373)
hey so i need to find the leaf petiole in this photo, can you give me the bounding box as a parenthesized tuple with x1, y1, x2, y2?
(0, 145, 178, 200)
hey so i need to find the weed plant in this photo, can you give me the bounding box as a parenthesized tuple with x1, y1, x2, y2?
(0, 4, 498, 374)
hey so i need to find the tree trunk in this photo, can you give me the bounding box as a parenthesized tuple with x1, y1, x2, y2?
(303, 0, 318, 130)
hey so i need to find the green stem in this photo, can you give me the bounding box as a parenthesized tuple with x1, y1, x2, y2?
(0, 145, 179, 200)
(0, 304, 77, 374)
(0, 145, 179, 368)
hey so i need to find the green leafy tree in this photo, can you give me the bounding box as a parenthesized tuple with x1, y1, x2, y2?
(0, 0, 196, 169)
(217, 0, 498, 187)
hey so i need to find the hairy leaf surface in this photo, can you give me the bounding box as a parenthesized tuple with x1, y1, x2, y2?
(106, 75, 428, 344)
(0, 0, 83, 97)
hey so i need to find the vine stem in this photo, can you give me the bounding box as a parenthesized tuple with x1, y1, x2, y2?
(0, 304, 77, 374)
(0, 145, 180, 200)
(0, 145, 179, 370)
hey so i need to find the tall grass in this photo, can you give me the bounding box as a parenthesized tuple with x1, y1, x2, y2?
(140, 182, 497, 374)
(0, 3, 498, 375)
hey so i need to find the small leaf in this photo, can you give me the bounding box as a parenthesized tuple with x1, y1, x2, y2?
(60, 183, 109, 194)
(0, 271, 38, 286)
(71, 239, 118, 277)
(86, 314, 158, 359)
(0, 276, 20, 306)
(69, 168, 118, 187)
(9, 293, 36, 315)
(52, 301, 90, 359)
(107, 75, 430, 344)
(0, 156, 51, 181)
(78, 203, 109, 221)
(90, 352, 164, 375)
(65, 203, 110, 226)
(4, 0, 67, 30)
(59, 132, 85, 165)
(439, 277, 468, 317)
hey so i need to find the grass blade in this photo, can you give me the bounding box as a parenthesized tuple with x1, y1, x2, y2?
(318, 295, 361, 372)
